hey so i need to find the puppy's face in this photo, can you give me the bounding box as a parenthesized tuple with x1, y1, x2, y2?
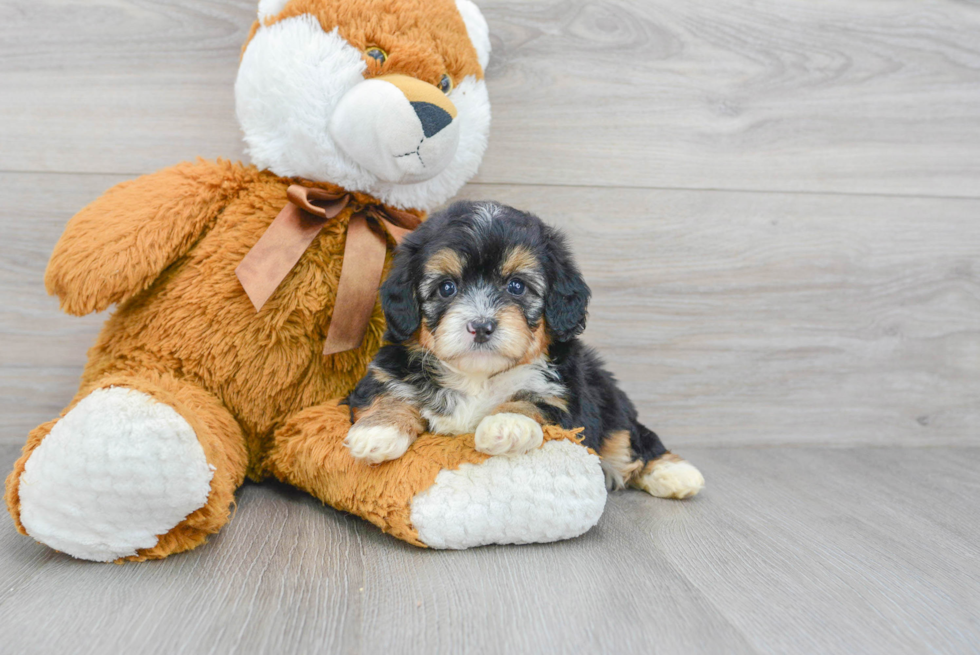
(418, 235, 547, 374)
(381, 202, 591, 375)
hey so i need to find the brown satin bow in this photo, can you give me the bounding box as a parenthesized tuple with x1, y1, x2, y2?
(235, 185, 421, 355)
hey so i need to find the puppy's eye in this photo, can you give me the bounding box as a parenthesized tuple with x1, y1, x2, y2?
(507, 278, 526, 296)
(365, 47, 387, 64)
(438, 74, 453, 94)
(438, 280, 457, 298)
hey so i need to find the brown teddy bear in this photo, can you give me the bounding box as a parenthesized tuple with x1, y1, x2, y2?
(4, 0, 608, 562)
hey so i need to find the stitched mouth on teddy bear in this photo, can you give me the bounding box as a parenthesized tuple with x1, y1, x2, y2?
(329, 75, 461, 184)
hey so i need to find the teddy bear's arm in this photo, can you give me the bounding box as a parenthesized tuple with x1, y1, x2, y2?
(45, 159, 250, 316)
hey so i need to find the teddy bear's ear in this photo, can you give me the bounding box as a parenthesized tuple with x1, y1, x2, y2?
(456, 0, 491, 71)
(257, 0, 290, 22)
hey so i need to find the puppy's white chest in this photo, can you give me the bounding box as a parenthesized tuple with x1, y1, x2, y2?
(423, 362, 560, 435)
(423, 379, 511, 435)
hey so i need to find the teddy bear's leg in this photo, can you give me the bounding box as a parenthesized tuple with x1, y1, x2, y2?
(5, 373, 248, 562)
(265, 401, 608, 549)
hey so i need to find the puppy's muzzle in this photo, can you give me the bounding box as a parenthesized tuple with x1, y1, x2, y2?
(329, 74, 460, 184)
(467, 318, 496, 344)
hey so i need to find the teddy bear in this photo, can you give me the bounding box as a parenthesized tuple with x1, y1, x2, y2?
(4, 0, 608, 562)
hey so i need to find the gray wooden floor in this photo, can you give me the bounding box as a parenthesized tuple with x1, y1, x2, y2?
(1, 0, 979, 653)
(2, 444, 978, 655)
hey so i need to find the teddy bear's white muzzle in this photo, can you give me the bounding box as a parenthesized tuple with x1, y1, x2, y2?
(329, 76, 461, 184)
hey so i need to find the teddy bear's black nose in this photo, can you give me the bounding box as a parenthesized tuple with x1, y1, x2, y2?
(411, 101, 453, 138)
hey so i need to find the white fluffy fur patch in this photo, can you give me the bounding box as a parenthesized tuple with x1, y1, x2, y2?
(18, 387, 214, 562)
(634, 459, 705, 499)
(257, 0, 291, 22)
(236, 19, 367, 188)
(411, 440, 606, 548)
(329, 76, 461, 184)
(474, 413, 543, 456)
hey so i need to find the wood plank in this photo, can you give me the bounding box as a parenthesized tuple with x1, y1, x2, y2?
(2, 444, 978, 654)
(622, 447, 980, 655)
(2, 172, 978, 447)
(477, 0, 980, 197)
(0, 0, 250, 173)
(1, 1, 979, 197)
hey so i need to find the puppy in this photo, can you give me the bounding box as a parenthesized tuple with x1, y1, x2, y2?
(344, 201, 704, 499)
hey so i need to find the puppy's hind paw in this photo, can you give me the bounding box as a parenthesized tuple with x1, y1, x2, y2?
(345, 423, 414, 464)
(475, 413, 544, 456)
(632, 454, 704, 499)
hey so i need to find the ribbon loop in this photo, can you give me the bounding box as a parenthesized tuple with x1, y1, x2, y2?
(287, 185, 350, 218)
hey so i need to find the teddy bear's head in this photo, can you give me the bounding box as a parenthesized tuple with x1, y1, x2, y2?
(236, 0, 491, 211)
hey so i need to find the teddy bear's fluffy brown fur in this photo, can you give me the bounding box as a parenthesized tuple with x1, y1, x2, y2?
(7, 160, 398, 557)
(249, 0, 484, 84)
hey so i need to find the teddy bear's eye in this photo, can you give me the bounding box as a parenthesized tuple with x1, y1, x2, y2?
(438, 74, 453, 94)
(365, 47, 387, 64)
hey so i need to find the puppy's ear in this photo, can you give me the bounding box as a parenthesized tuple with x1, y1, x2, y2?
(544, 227, 591, 342)
(380, 252, 420, 343)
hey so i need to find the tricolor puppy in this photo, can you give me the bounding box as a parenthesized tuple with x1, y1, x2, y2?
(345, 202, 704, 499)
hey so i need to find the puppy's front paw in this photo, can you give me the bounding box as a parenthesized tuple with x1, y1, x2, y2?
(345, 423, 414, 464)
(475, 413, 544, 456)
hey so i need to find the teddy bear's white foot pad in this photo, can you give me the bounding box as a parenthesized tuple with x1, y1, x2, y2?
(18, 387, 214, 562)
(410, 440, 607, 549)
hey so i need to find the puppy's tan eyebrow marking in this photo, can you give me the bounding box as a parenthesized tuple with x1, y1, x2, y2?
(424, 248, 465, 278)
(501, 246, 540, 278)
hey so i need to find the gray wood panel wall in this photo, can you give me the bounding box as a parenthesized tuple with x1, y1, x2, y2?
(1, 0, 978, 448)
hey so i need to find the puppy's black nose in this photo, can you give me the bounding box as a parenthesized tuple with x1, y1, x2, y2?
(467, 319, 496, 343)
(411, 101, 453, 138)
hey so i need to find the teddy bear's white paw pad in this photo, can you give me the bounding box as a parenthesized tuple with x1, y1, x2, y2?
(411, 440, 607, 549)
(18, 387, 214, 562)
(345, 423, 414, 464)
(474, 413, 544, 456)
(634, 457, 704, 499)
